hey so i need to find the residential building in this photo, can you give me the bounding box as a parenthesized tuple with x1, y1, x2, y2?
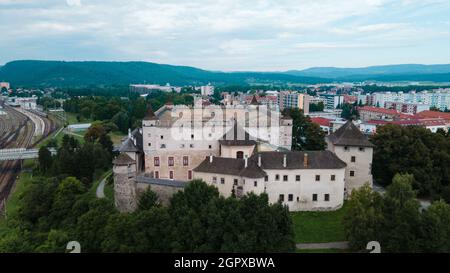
(358, 106, 411, 121)
(278, 91, 310, 114)
(200, 84, 214, 96)
(320, 94, 344, 109)
(384, 101, 429, 114)
(130, 84, 181, 93)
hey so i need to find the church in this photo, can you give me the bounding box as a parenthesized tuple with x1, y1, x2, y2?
(113, 98, 373, 212)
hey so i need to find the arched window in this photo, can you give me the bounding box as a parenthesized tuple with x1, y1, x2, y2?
(236, 151, 244, 159)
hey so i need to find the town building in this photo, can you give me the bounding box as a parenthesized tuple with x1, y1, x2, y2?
(384, 101, 429, 114)
(0, 82, 10, 90)
(200, 84, 215, 96)
(130, 84, 182, 94)
(278, 91, 310, 114)
(358, 106, 411, 121)
(320, 94, 344, 109)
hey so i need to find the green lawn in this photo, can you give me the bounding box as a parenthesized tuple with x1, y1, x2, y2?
(65, 112, 93, 125)
(291, 203, 349, 244)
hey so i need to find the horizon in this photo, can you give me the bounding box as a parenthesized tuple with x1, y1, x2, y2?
(2, 59, 450, 73)
(1, 0, 450, 71)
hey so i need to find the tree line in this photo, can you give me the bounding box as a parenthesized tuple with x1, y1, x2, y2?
(370, 124, 450, 202)
(345, 174, 450, 252)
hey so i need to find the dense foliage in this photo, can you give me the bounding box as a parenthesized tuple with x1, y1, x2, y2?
(0, 179, 295, 253)
(309, 102, 324, 112)
(282, 108, 326, 151)
(370, 124, 450, 200)
(63, 91, 193, 133)
(344, 174, 450, 252)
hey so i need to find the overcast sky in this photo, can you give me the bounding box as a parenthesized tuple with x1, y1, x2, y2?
(1, 0, 450, 71)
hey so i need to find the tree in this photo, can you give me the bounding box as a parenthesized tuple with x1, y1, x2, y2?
(138, 188, 160, 210)
(50, 177, 86, 228)
(378, 174, 422, 252)
(344, 184, 383, 250)
(419, 200, 450, 252)
(38, 146, 53, 174)
(309, 102, 324, 112)
(283, 108, 326, 151)
(341, 103, 359, 120)
(84, 123, 107, 143)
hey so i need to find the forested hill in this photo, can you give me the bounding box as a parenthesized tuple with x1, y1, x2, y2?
(0, 60, 328, 87)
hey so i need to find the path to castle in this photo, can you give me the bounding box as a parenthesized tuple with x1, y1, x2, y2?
(96, 179, 106, 198)
(296, 241, 349, 250)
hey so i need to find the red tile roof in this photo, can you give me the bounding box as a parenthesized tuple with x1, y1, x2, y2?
(310, 117, 332, 127)
(414, 110, 450, 122)
(358, 106, 399, 115)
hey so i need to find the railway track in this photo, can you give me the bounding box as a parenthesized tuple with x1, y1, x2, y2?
(0, 103, 59, 213)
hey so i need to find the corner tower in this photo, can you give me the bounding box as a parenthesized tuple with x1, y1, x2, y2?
(326, 121, 374, 196)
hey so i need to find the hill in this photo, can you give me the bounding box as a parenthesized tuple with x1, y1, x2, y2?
(285, 64, 450, 82)
(0, 60, 328, 87)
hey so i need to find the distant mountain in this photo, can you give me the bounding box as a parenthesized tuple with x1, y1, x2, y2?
(285, 64, 450, 82)
(0, 60, 328, 87)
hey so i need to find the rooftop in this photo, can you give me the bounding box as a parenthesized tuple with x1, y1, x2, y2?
(327, 121, 374, 147)
(113, 153, 135, 165)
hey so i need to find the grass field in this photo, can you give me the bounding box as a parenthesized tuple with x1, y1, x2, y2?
(108, 131, 126, 145)
(65, 112, 93, 125)
(291, 203, 349, 244)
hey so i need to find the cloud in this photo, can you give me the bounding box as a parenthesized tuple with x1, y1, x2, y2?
(0, 0, 449, 70)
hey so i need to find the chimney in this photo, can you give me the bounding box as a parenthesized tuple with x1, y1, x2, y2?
(304, 153, 308, 168)
(258, 154, 262, 167)
(283, 154, 287, 168)
(128, 128, 131, 138)
(244, 156, 248, 168)
(209, 155, 213, 163)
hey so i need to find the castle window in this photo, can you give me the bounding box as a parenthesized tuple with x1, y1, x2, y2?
(168, 157, 174, 167)
(188, 170, 192, 180)
(331, 175, 336, 181)
(279, 194, 285, 202)
(359, 147, 365, 152)
(288, 194, 293, 202)
(254, 181, 257, 187)
(350, 171, 355, 177)
(160, 144, 166, 149)
(154, 157, 160, 167)
(351, 156, 356, 163)
(264, 176, 268, 182)
(155, 171, 159, 179)
(190, 144, 194, 148)
(209, 145, 212, 149)
(283, 175, 288, 182)
(315, 175, 321, 181)
(312, 194, 318, 201)
(148, 143, 151, 147)
(183, 156, 189, 166)
(191, 134, 194, 139)
(212, 177, 217, 184)
(221, 178, 225, 184)
(160, 135, 164, 139)
(324, 194, 330, 201)
(296, 175, 301, 182)
(169, 171, 174, 180)
(275, 174, 280, 181)
(236, 151, 244, 159)
(344, 146, 349, 151)
(234, 179, 238, 186)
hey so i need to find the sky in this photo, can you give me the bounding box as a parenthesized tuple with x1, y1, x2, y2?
(1, 0, 450, 71)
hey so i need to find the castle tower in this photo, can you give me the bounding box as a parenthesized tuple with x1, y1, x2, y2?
(113, 153, 138, 212)
(326, 121, 374, 196)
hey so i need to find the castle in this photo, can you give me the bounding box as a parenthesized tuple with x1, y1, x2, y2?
(113, 98, 373, 212)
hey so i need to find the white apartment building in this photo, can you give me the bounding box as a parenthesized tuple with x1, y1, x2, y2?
(369, 89, 450, 111)
(320, 94, 344, 109)
(278, 91, 310, 114)
(200, 84, 215, 96)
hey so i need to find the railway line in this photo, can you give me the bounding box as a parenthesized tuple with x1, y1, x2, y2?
(0, 103, 59, 213)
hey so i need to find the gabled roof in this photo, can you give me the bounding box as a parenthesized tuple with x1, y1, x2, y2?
(310, 117, 332, 127)
(250, 151, 347, 170)
(414, 110, 450, 122)
(113, 153, 136, 165)
(219, 122, 257, 146)
(250, 95, 260, 105)
(194, 156, 266, 178)
(143, 104, 158, 120)
(327, 121, 374, 147)
(119, 138, 139, 152)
